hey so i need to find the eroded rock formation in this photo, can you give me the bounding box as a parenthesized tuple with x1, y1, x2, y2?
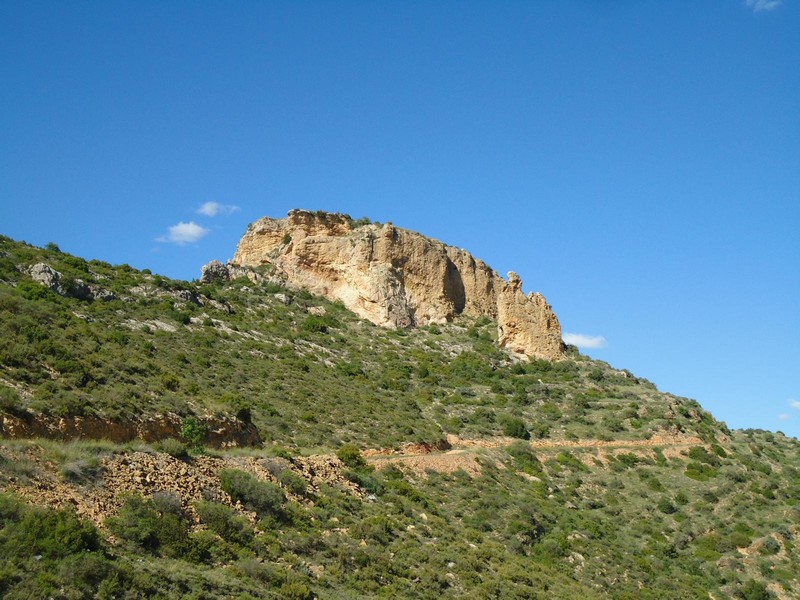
(0, 412, 261, 448)
(230, 210, 564, 360)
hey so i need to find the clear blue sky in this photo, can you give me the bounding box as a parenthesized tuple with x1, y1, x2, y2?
(2, 1, 798, 436)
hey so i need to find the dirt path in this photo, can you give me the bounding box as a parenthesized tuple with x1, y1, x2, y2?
(1, 433, 705, 525)
(366, 433, 704, 476)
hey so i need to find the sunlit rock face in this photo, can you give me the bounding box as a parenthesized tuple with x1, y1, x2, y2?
(232, 210, 564, 361)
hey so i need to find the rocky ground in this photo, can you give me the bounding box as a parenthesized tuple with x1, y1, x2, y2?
(3, 432, 705, 527)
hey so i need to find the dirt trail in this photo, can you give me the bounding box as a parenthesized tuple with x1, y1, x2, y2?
(4, 449, 360, 529)
(367, 433, 704, 476)
(1, 433, 705, 525)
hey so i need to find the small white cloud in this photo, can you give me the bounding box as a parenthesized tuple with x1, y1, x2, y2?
(745, 0, 781, 12)
(789, 399, 800, 410)
(779, 413, 790, 421)
(197, 202, 239, 217)
(156, 221, 210, 245)
(563, 333, 608, 349)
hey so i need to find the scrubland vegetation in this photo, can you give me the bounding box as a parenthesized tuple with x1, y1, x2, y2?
(0, 235, 798, 598)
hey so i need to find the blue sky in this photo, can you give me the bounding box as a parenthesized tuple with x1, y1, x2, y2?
(1, 1, 798, 436)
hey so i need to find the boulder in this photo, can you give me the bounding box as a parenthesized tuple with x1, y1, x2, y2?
(200, 260, 231, 283)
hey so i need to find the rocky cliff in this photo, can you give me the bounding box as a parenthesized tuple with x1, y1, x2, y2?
(228, 210, 564, 360)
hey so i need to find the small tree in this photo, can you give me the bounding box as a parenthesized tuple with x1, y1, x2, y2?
(180, 417, 206, 451)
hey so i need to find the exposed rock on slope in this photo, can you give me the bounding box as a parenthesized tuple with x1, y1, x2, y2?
(230, 210, 564, 360)
(0, 412, 260, 448)
(29, 263, 116, 301)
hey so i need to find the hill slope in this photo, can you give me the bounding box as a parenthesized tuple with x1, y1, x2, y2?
(0, 234, 798, 599)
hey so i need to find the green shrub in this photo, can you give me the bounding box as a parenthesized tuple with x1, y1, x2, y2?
(2, 504, 101, 559)
(106, 492, 189, 556)
(155, 438, 189, 459)
(506, 505, 547, 551)
(500, 415, 529, 440)
(0, 387, 23, 414)
(588, 369, 604, 382)
(657, 497, 677, 514)
(278, 470, 308, 496)
(195, 500, 254, 546)
(352, 515, 396, 545)
(694, 533, 723, 561)
(555, 451, 588, 472)
(337, 444, 367, 469)
(180, 417, 206, 450)
(529, 422, 550, 439)
(60, 456, 103, 484)
(301, 316, 327, 333)
(219, 469, 285, 518)
(758, 537, 780, 555)
(684, 462, 718, 481)
(169, 310, 191, 325)
(736, 579, 774, 600)
(688, 446, 720, 466)
(506, 440, 541, 474)
(279, 580, 314, 600)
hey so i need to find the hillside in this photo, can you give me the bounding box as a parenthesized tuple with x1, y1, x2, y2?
(0, 233, 798, 599)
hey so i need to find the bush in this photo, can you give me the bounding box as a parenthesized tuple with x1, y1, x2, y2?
(337, 444, 367, 469)
(500, 415, 529, 440)
(278, 470, 308, 496)
(219, 469, 285, 518)
(351, 515, 397, 545)
(0, 387, 23, 415)
(3, 504, 101, 560)
(279, 581, 314, 600)
(657, 497, 677, 514)
(688, 446, 720, 466)
(0, 495, 122, 597)
(555, 451, 588, 472)
(156, 438, 189, 459)
(345, 469, 383, 495)
(588, 369, 604, 382)
(506, 440, 541, 474)
(60, 457, 103, 484)
(684, 462, 718, 481)
(301, 316, 328, 333)
(180, 417, 206, 450)
(195, 500, 254, 546)
(106, 492, 189, 555)
(759, 537, 780, 555)
(736, 579, 774, 600)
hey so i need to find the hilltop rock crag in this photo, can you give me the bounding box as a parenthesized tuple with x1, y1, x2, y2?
(228, 210, 564, 360)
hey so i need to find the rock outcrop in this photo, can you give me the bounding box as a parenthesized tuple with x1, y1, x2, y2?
(230, 210, 564, 360)
(0, 411, 261, 448)
(29, 263, 116, 302)
(200, 259, 231, 283)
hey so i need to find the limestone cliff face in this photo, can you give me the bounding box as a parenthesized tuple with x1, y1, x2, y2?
(232, 210, 564, 360)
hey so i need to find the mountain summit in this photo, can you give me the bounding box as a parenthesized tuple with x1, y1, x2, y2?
(227, 209, 564, 360)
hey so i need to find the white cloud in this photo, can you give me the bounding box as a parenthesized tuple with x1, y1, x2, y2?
(197, 202, 239, 217)
(789, 399, 800, 410)
(745, 0, 781, 12)
(779, 413, 790, 421)
(157, 221, 210, 245)
(563, 333, 608, 349)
